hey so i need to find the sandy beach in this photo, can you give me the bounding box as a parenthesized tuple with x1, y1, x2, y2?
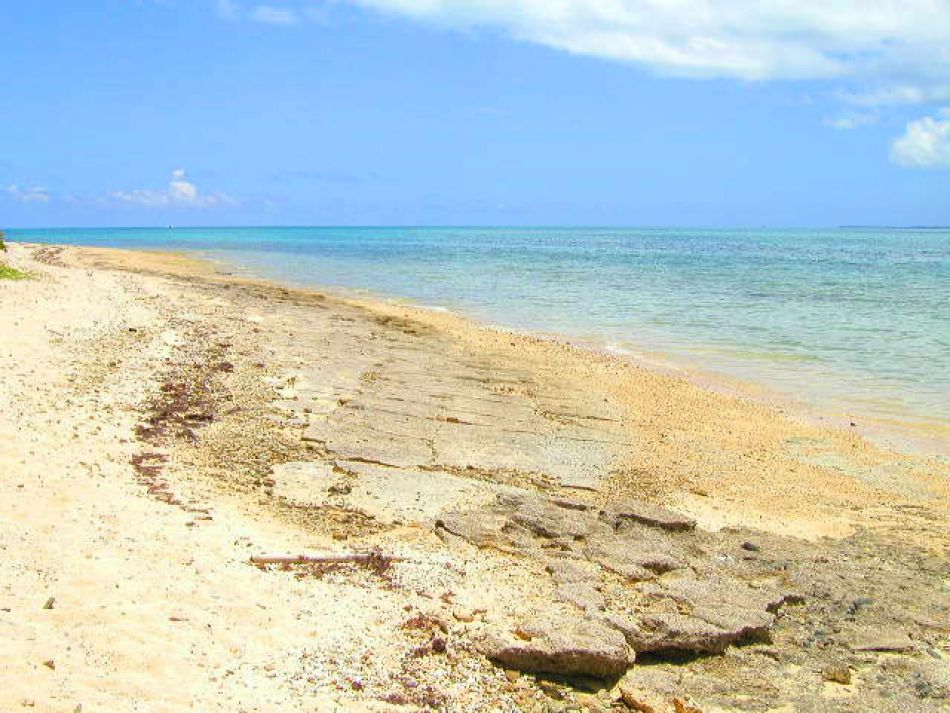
(1, 241, 948, 712)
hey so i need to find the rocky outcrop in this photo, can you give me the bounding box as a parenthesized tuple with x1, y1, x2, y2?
(437, 491, 802, 676)
(481, 612, 633, 679)
(608, 576, 792, 654)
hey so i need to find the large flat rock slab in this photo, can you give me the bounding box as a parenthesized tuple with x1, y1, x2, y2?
(272, 459, 514, 526)
(337, 461, 507, 525)
(481, 612, 633, 679)
(264, 301, 630, 491)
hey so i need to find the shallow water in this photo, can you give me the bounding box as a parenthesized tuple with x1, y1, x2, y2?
(12, 226, 950, 443)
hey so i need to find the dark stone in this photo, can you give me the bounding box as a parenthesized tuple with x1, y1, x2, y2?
(605, 500, 697, 532)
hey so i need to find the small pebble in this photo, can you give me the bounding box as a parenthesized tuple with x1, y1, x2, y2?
(453, 607, 476, 623)
(822, 663, 852, 685)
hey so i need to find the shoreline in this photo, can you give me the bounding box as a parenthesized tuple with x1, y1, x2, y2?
(2, 241, 948, 711)
(57, 242, 950, 541)
(203, 245, 950, 460)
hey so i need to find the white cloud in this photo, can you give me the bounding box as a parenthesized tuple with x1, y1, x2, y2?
(840, 84, 950, 108)
(250, 5, 298, 24)
(216, 0, 240, 20)
(347, 0, 950, 87)
(824, 111, 878, 131)
(113, 169, 238, 207)
(6, 184, 50, 203)
(214, 1, 299, 24)
(891, 109, 950, 168)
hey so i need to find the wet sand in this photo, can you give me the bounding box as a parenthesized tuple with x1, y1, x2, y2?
(0, 242, 947, 712)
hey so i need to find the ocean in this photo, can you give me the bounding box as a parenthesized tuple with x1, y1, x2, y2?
(10, 226, 949, 448)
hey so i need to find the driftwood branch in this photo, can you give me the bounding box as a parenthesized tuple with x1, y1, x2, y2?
(250, 553, 406, 566)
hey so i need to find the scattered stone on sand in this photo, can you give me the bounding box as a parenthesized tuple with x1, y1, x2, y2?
(452, 607, 476, 623)
(672, 698, 703, 713)
(618, 684, 669, 713)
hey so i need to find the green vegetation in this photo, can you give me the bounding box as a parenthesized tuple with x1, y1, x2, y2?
(0, 264, 29, 280)
(0, 231, 29, 279)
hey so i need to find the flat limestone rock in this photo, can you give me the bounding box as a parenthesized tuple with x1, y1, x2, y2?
(437, 491, 801, 661)
(505, 492, 601, 541)
(428, 426, 554, 475)
(545, 557, 602, 583)
(609, 576, 789, 654)
(607, 499, 697, 532)
(334, 461, 497, 525)
(301, 420, 332, 443)
(555, 581, 607, 612)
(271, 461, 337, 505)
(482, 613, 633, 679)
(618, 685, 670, 713)
(437, 492, 609, 553)
(325, 427, 433, 469)
(584, 532, 686, 580)
(588, 556, 653, 583)
(610, 610, 772, 655)
(559, 471, 601, 491)
(847, 630, 915, 652)
(436, 509, 529, 552)
(616, 668, 682, 713)
(659, 576, 792, 620)
(546, 557, 608, 611)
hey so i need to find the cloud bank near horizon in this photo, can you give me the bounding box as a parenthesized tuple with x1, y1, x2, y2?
(4, 171, 239, 210)
(6, 184, 51, 204)
(112, 169, 238, 208)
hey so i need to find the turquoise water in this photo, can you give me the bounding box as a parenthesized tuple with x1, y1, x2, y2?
(10, 226, 950, 437)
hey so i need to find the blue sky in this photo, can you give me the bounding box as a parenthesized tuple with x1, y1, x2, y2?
(3, 0, 949, 227)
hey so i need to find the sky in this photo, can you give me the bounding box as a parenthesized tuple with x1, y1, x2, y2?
(2, 0, 949, 227)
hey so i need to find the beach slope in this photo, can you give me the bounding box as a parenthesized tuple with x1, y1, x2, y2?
(0, 242, 947, 711)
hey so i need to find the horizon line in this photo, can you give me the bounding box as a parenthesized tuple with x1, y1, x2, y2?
(6, 224, 950, 232)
